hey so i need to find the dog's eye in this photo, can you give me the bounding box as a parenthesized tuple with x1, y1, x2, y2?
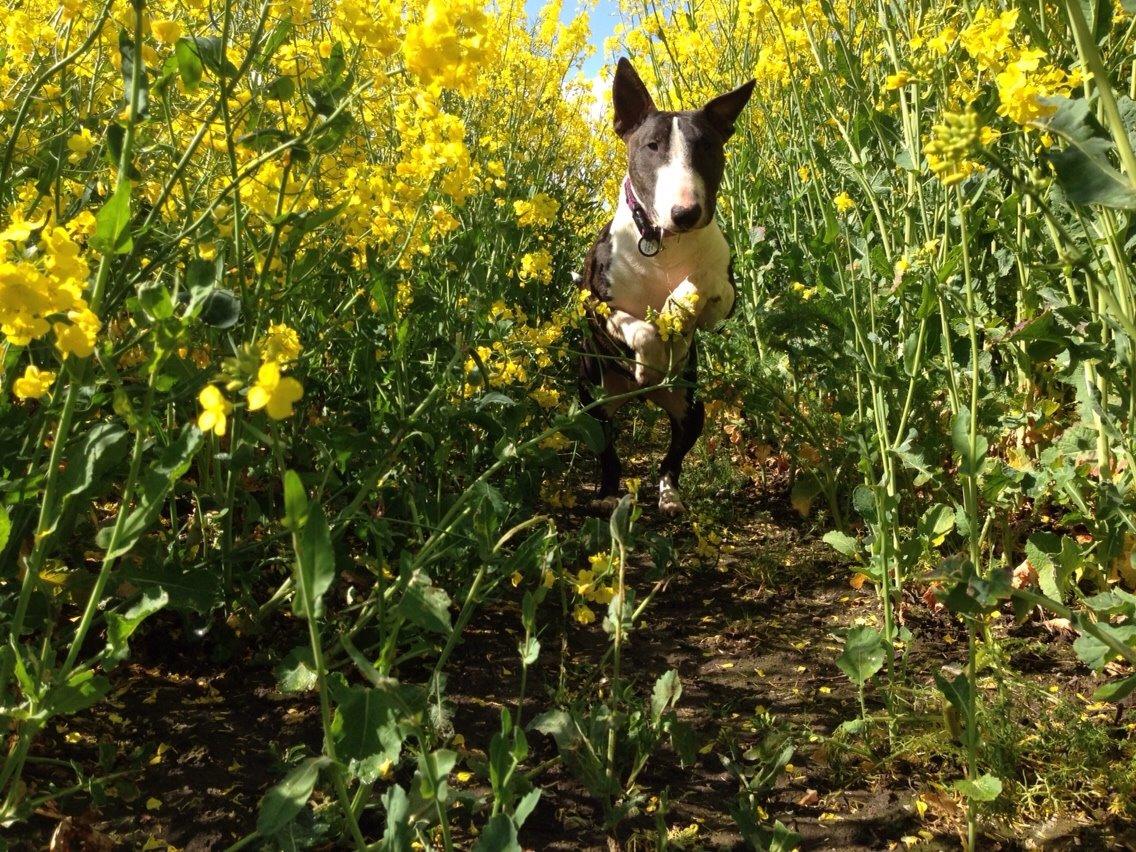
(646, 141, 659, 152)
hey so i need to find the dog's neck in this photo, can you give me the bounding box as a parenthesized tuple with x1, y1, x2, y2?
(612, 174, 712, 263)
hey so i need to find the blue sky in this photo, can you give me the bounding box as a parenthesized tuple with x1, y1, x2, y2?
(524, 0, 623, 76)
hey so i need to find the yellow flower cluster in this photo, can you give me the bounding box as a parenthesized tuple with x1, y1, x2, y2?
(197, 324, 305, 435)
(519, 249, 553, 286)
(403, 0, 492, 95)
(464, 300, 574, 395)
(649, 289, 700, 342)
(0, 220, 98, 358)
(572, 551, 618, 624)
(960, 6, 1073, 126)
(514, 194, 560, 229)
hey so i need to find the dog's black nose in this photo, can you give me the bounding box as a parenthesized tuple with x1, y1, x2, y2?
(671, 203, 702, 229)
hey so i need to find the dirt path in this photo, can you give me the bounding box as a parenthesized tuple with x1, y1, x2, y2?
(16, 479, 1130, 850)
(471, 490, 930, 851)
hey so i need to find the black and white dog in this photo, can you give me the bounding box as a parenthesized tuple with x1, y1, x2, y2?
(578, 58, 754, 517)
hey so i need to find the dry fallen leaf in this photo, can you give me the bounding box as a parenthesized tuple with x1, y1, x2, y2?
(1040, 617, 1074, 638)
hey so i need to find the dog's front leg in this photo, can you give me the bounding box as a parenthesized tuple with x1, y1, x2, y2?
(667, 278, 735, 330)
(605, 310, 672, 385)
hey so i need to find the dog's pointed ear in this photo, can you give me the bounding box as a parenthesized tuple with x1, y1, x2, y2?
(702, 79, 756, 140)
(612, 58, 656, 139)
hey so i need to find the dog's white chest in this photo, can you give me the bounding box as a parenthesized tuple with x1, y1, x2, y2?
(606, 203, 731, 319)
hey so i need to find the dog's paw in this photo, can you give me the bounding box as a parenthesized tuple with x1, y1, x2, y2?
(588, 495, 622, 515)
(657, 481, 686, 518)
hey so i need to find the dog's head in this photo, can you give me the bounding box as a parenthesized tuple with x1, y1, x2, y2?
(613, 58, 755, 233)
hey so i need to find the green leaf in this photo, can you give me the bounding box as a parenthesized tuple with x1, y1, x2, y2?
(173, 38, 203, 89)
(1026, 532, 1081, 602)
(417, 749, 457, 802)
(609, 495, 632, 546)
(330, 681, 404, 783)
(934, 670, 973, 730)
(472, 813, 520, 852)
(0, 506, 9, 554)
(951, 408, 987, 477)
(822, 530, 859, 559)
(283, 469, 308, 530)
(1093, 673, 1136, 702)
(514, 788, 541, 829)
(102, 123, 140, 179)
(529, 709, 582, 753)
(120, 561, 221, 614)
(99, 427, 203, 558)
(518, 636, 540, 665)
(257, 756, 329, 836)
(1044, 96, 1136, 209)
(289, 484, 335, 620)
(476, 391, 515, 411)
(835, 627, 884, 685)
(44, 669, 110, 716)
(275, 646, 318, 692)
(138, 282, 174, 321)
(650, 669, 682, 722)
(554, 408, 605, 452)
(91, 179, 133, 255)
(186, 36, 239, 77)
(379, 784, 411, 851)
(395, 570, 452, 635)
(918, 504, 955, 546)
(104, 587, 169, 665)
(953, 773, 1002, 802)
(748, 819, 802, 852)
(1073, 621, 1136, 671)
(43, 422, 130, 538)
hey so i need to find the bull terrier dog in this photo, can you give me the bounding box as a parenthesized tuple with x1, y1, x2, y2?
(578, 58, 754, 517)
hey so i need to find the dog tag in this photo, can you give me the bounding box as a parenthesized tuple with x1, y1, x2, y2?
(638, 235, 660, 257)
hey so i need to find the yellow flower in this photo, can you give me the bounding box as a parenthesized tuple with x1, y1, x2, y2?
(13, 365, 55, 400)
(519, 249, 553, 286)
(197, 385, 232, 436)
(573, 604, 595, 625)
(833, 192, 856, 214)
(529, 385, 560, 409)
(66, 128, 97, 161)
(0, 212, 47, 243)
(588, 551, 613, 573)
(261, 323, 303, 365)
(151, 19, 184, 45)
(589, 585, 615, 605)
(247, 361, 304, 420)
(539, 431, 571, 451)
(995, 51, 1061, 126)
(960, 6, 1019, 71)
(53, 308, 101, 358)
(514, 193, 560, 228)
(884, 71, 912, 91)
